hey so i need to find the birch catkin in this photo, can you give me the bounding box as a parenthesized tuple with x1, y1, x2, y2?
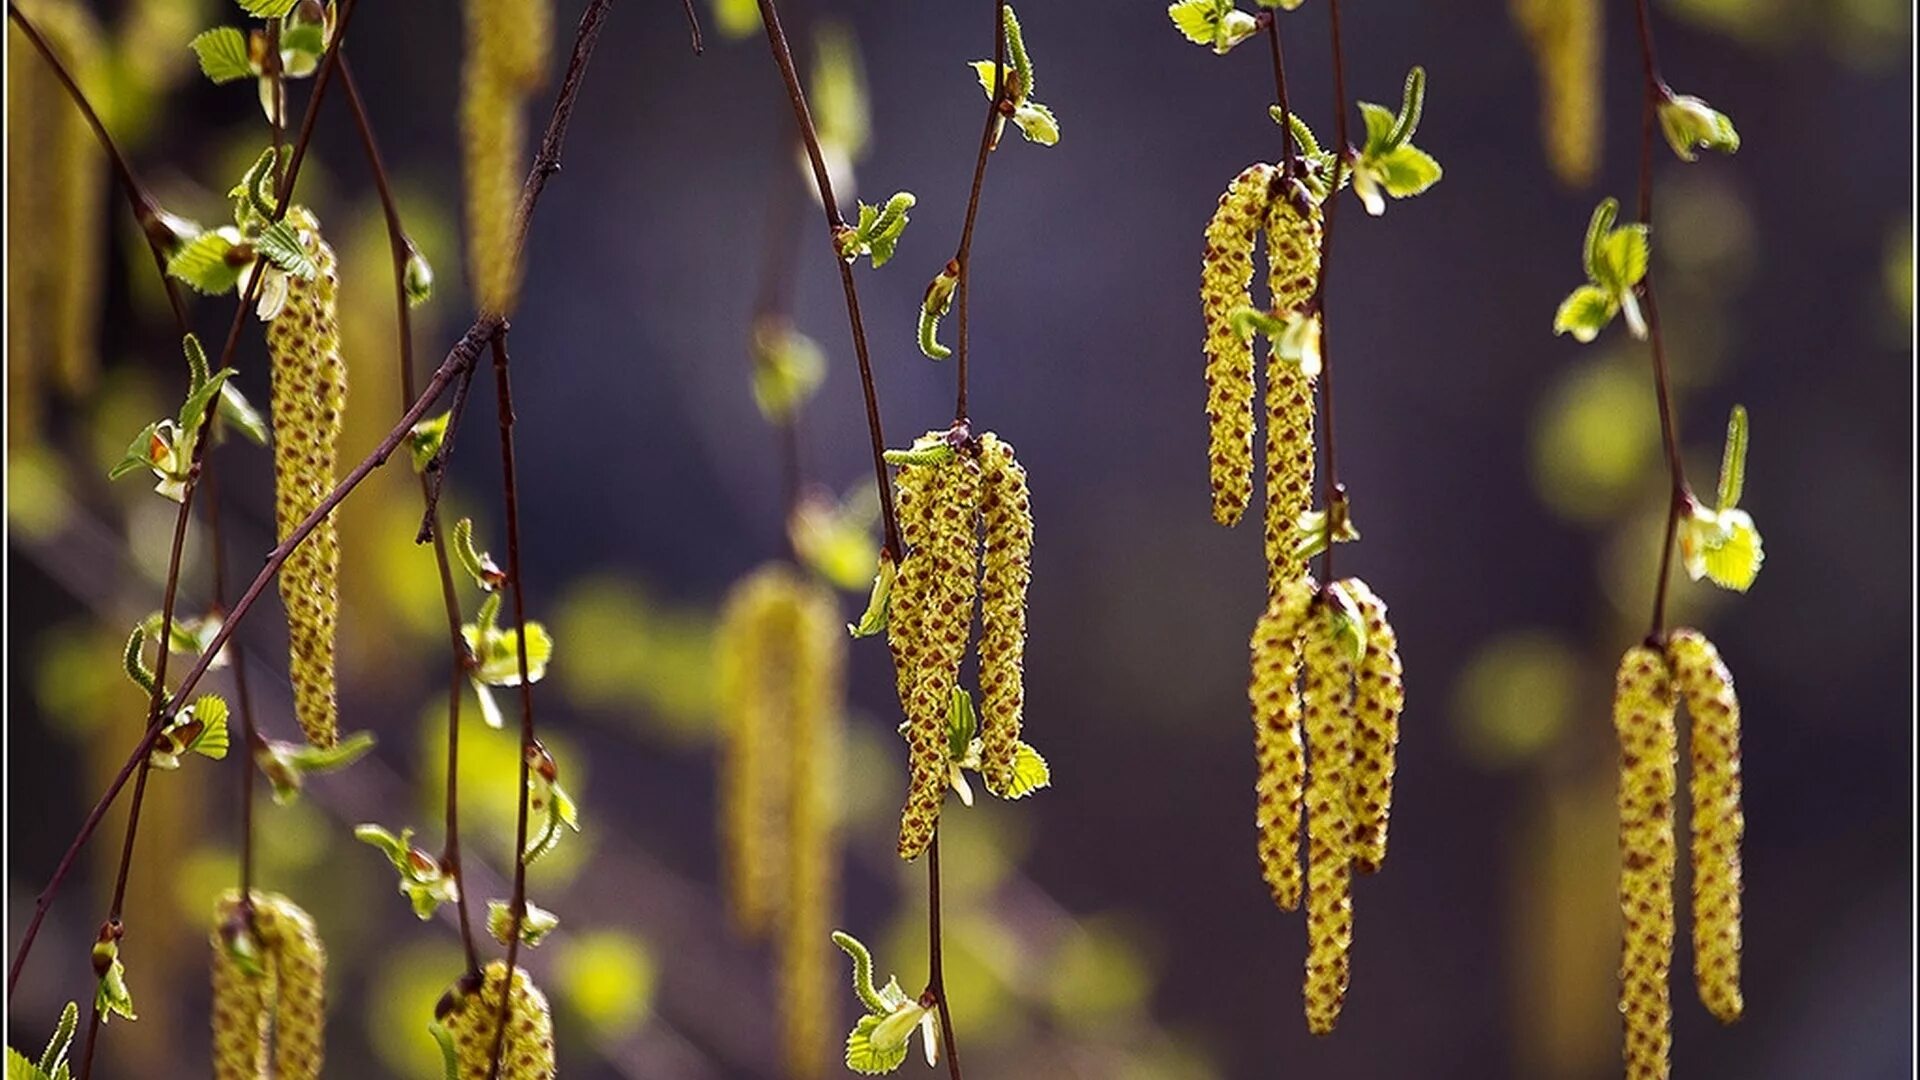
(714, 566, 796, 937)
(265, 207, 346, 748)
(1613, 645, 1677, 1080)
(211, 890, 327, 1080)
(462, 0, 551, 315)
(1262, 196, 1322, 594)
(1341, 578, 1403, 874)
(1667, 629, 1743, 1024)
(781, 580, 844, 1080)
(1249, 575, 1315, 910)
(976, 433, 1034, 797)
(1201, 164, 1274, 526)
(1301, 590, 1357, 1035)
(436, 961, 556, 1080)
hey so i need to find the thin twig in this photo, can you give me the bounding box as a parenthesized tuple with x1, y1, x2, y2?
(951, 0, 1008, 425)
(1315, 0, 1350, 588)
(680, 0, 704, 54)
(752, 0, 902, 561)
(924, 835, 964, 1079)
(1263, 16, 1295, 178)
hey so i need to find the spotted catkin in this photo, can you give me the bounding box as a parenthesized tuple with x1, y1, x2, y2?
(895, 450, 982, 860)
(1201, 164, 1274, 526)
(1613, 645, 1677, 1080)
(462, 0, 550, 316)
(1667, 629, 1743, 1024)
(1248, 575, 1315, 910)
(435, 961, 556, 1080)
(976, 433, 1033, 797)
(1301, 589, 1357, 1035)
(211, 890, 326, 1080)
(1261, 196, 1323, 594)
(265, 207, 346, 749)
(1341, 578, 1403, 875)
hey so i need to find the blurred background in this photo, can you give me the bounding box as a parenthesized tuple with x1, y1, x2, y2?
(5, 0, 1913, 1076)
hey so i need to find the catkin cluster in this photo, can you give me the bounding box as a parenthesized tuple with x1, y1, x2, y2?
(265, 207, 346, 748)
(462, 0, 551, 315)
(6, 0, 106, 445)
(435, 961, 556, 1080)
(888, 432, 1035, 860)
(714, 563, 845, 1079)
(1200, 163, 1324, 590)
(1247, 577, 1403, 1034)
(1611, 631, 1744, 1079)
(210, 890, 327, 1080)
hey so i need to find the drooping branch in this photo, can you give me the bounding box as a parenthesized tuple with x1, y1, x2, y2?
(950, 0, 1008, 424)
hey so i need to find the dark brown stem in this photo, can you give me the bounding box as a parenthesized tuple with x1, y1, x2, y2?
(5, 1, 189, 331)
(680, 0, 704, 54)
(951, 0, 1008, 425)
(1264, 17, 1295, 177)
(1630, 0, 1688, 641)
(752, 0, 902, 562)
(1315, 0, 1350, 587)
(483, 331, 537, 1080)
(923, 833, 964, 1079)
(339, 52, 482, 972)
(417, 352, 481, 541)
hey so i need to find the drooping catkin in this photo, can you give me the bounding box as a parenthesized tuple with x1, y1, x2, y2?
(211, 890, 327, 1080)
(1201, 164, 1274, 526)
(1667, 629, 1743, 1024)
(1341, 578, 1403, 875)
(886, 460, 937, 711)
(1510, 0, 1600, 187)
(1261, 195, 1322, 594)
(714, 566, 797, 938)
(1301, 589, 1357, 1035)
(462, 0, 551, 315)
(1612, 645, 1677, 1080)
(6, 0, 106, 444)
(895, 449, 982, 861)
(780, 580, 844, 1080)
(976, 433, 1033, 797)
(265, 207, 346, 749)
(1249, 574, 1315, 911)
(435, 961, 556, 1080)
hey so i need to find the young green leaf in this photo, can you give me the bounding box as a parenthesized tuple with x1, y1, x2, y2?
(998, 740, 1051, 799)
(1167, 0, 1259, 55)
(487, 900, 560, 947)
(252, 220, 319, 279)
(217, 382, 271, 445)
(1350, 67, 1441, 215)
(404, 248, 435, 307)
(189, 27, 252, 84)
(1555, 197, 1650, 342)
(1657, 93, 1740, 162)
(847, 550, 896, 637)
(409, 412, 450, 472)
(236, 0, 301, 18)
(166, 227, 248, 295)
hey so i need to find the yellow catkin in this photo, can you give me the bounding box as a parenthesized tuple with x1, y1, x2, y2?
(1667, 629, 1743, 1024)
(976, 433, 1033, 796)
(436, 961, 556, 1080)
(211, 890, 326, 1080)
(1613, 645, 1677, 1080)
(265, 207, 346, 749)
(1301, 589, 1356, 1035)
(1511, 0, 1600, 187)
(461, 0, 550, 316)
(1249, 574, 1315, 911)
(896, 452, 982, 861)
(887, 457, 940, 859)
(1341, 578, 1403, 875)
(1201, 163, 1274, 526)
(1261, 195, 1322, 594)
(6, 0, 106, 444)
(714, 566, 797, 938)
(780, 580, 844, 1080)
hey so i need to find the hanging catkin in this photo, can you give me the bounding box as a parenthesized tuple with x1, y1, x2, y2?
(1301, 588, 1357, 1035)
(435, 961, 556, 1080)
(714, 566, 796, 938)
(462, 0, 551, 315)
(976, 433, 1033, 797)
(1340, 578, 1403, 875)
(887, 455, 944, 860)
(1200, 164, 1274, 526)
(265, 207, 346, 748)
(1261, 194, 1322, 594)
(1667, 629, 1743, 1024)
(1248, 574, 1315, 910)
(780, 579, 844, 1080)
(1510, 0, 1601, 187)
(210, 890, 326, 1080)
(1612, 645, 1677, 1080)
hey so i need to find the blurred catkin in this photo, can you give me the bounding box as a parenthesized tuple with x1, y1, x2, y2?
(1612, 645, 1676, 1080)
(1261, 196, 1322, 594)
(6, 0, 106, 446)
(211, 890, 327, 1080)
(1200, 164, 1273, 526)
(1341, 578, 1403, 875)
(780, 578, 844, 1080)
(436, 961, 556, 1080)
(976, 433, 1034, 797)
(1510, 0, 1600, 187)
(462, 0, 551, 315)
(1667, 629, 1744, 1024)
(715, 566, 796, 937)
(1301, 591, 1357, 1035)
(1249, 575, 1315, 910)
(265, 207, 346, 748)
